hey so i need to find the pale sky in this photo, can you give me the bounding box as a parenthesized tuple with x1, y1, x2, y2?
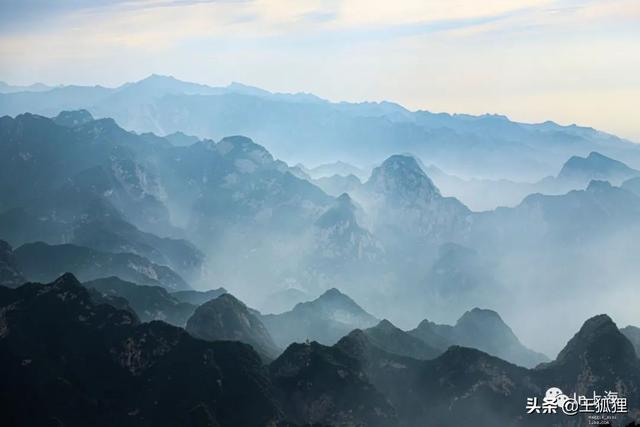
(0, 0, 639, 141)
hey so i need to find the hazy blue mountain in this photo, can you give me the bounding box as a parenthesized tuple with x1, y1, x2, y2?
(185, 293, 280, 360)
(312, 173, 362, 197)
(479, 180, 640, 246)
(0, 81, 53, 93)
(0, 273, 282, 427)
(53, 109, 95, 127)
(163, 130, 200, 146)
(14, 242, 190, 291)
(621, 325, 640, 357)
(409, 308, 548, 368)
(259, 287, 311, 315)
(0, 239, 25, 287)
(359, 154, 470, 245)
(71, 202, 204, 282)
(2, 75, 638, 180)
(557, 151, 640, 187)
(84, 276, 196, 326)
(363, 319, 441, 360)
(171, 287, 227, 306)
(261, 288, 378, 348)
(428, 151, 640, 211)
(304, 161, 367, 179)
(270, 341, 397, 426)
(311, 193, 383, 266)
(621, 175, 640, 196)
(0, 113, 171, 234)
(423, 243, 498, 302)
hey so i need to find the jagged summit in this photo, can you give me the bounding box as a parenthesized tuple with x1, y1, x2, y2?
(367, 155, 440, 199)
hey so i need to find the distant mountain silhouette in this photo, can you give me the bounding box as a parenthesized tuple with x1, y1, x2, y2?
(409, 307, 548, 368)
(186, 293, 280, 360)
(14, 242, 190, 291)
(261, 288, 378, 348)
(84, 276, 196, 326)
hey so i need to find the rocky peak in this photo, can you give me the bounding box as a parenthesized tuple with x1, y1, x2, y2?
(366, 154, 441, 202)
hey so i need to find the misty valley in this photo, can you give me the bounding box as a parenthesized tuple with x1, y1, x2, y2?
(1, 76, 640, 427)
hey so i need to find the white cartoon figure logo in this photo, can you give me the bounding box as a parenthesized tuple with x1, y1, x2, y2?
(544, 387, 568, 409)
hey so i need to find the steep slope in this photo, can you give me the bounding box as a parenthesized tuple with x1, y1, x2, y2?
(0, 274, 282, 427)
(311, 193, 383, 266)
(185, 294, 280, 360)
(537, 315, 640, 397)
(270, 341, 397, 426)
(84, 276, 196, 326)
(621, 326, 640, 357)
(409, 308, 548, 368)
(14, 242, 190, 291)
(261, 288, 378, 348)
(360, 155, 470, 245)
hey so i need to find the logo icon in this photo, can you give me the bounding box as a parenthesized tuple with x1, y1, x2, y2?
(526, 387, 628, 416)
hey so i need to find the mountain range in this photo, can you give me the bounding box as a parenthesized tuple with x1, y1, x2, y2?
(1, 74, 639, 181)
(2, 273, 638, 427)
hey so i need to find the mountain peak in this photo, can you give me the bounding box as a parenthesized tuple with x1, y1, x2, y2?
(51, 272, 83, 289)
(185, 292, 280, 360)
(315, 193, 358, 229)
(558, 151, 638, 184)
(554, 314, 637, 367)
(318, 287, 347, 300)
(367, 154, 441, 201)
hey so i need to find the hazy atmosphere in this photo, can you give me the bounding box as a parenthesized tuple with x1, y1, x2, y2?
(1, 0, 639, 141)
(2, 1, 640, 426)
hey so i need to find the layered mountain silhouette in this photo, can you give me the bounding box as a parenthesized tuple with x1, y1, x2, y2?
(557, 151, 640, 187)
(363, 319, 441, 360)
(1, 273, 638, 426)
(185, 293, 280, 360)
(0, 274, 282, 427)
(409, 308, 548, 368)
(14, 242, 190, 291)
(84, 276, 196, 326)
(2, 75, 637, 180)
(261, 288, 378, 348)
